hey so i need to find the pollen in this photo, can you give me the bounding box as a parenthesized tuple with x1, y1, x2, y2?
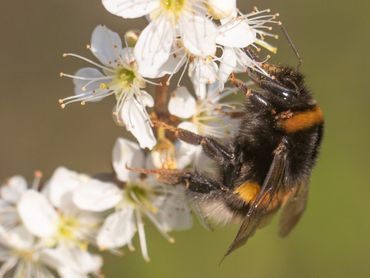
(160, 0, 186, 13)
(99, 83, 108, 90)
(234, 182, 261, 203)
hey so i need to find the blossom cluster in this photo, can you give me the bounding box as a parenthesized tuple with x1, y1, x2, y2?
(0, 138, 192, 277)
(1, 0, 281, 276)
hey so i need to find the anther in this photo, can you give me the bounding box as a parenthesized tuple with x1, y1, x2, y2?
(60, 103, 66, 109)
(58, 99, 64, 104)
(34, 170, 43, 179)
(59, 72, 64, 77)
(81, 101, 86, 106)
(86, 44, 91, 49)
(62, 53, 67, 58)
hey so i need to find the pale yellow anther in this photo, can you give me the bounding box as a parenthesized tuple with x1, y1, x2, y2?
(59, 72, 64, 77)
(34, 170, 43, 178)
(99, 83, 108, 90)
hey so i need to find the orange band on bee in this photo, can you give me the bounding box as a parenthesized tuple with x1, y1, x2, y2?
(234, 182, 261, 203)
(280, 106, 323, 133)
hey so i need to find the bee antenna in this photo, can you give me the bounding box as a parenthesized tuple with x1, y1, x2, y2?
(280, 24, 303, 70)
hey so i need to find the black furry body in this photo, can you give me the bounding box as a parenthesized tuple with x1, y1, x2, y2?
(153, 65, 324, 257)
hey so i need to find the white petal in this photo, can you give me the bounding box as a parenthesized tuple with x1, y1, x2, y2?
(217, 18, 256, 48)
(73, 67, 109, 102)
(44, 245, 102, 276)
(113, 137, 144, 182)
(90, 25, 122, 66)
(73, 180, 122, 212)
(0, 176, 27, 203)
(193, 81, 207, 99)
(155, 46, 186, 76)
(219, 47, 237, 85)
(178, 121, 198, 133)
(119, 97, 157, 150)
(174, 140, 195, 169)
(102, 0, 159, 19)
(207, 0, 236, 19)
(45, 167, 83, 208)
(137, 90, 154, 107)
(180, 13, 217, 57)
(152, 187, 192, 232)
(17, 190, 58, 238)
(119, 47, 135, 66)
(135, 18, 174, 78)
(97, 208, 136, 249)
(188, 58, 218, 85)
(168, 87, 196, 118)
(0, 226, 34, 250)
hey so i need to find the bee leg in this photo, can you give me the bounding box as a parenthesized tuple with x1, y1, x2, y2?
(179, 171, 227, 193)
(126, 166, 183, 185)
(127, 166, 227, 192)
(153, 120, 233, 164)
(229, 74, 273, 108)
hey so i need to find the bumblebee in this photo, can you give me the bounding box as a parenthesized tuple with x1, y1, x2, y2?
(132, 62, 324, 259)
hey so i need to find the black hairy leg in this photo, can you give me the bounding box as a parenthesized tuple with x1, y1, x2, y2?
(229, 73, 274, 109)
(153, 119, 233, 164)
(127, 166, 226, 193)
(179, 172, 227, 193)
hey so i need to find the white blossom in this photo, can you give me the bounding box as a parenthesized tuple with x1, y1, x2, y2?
(73, 138, 193, 261)
(15, 168, 104, 277)
(60, 25, 156, 149)
(0, 176, 28, 230)
(168, 84, 240, 167)
(102, 0, 218, 77)
(217, 9, 280, 86)
(0, 226, 55, 278)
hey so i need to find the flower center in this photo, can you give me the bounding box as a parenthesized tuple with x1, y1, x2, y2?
(116, 67, 136, 88)
(125, 183, 158, 213)
(57, 215, 80, 241)
(160, 0, 186, 13)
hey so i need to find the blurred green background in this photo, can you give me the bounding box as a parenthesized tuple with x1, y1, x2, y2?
(0, 0, 369, 277)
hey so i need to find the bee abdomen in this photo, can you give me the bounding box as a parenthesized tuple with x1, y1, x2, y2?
(277, 106, 324, 133)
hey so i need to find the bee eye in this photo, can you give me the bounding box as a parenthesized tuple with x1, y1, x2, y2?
(281, 90, 291, 100)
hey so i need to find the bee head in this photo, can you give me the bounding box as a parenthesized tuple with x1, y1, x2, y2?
(250, 66, 316, 112)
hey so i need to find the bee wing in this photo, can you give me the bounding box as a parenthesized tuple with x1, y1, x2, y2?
(222, 139, 288, 260)
(279, 180, 309, 237)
